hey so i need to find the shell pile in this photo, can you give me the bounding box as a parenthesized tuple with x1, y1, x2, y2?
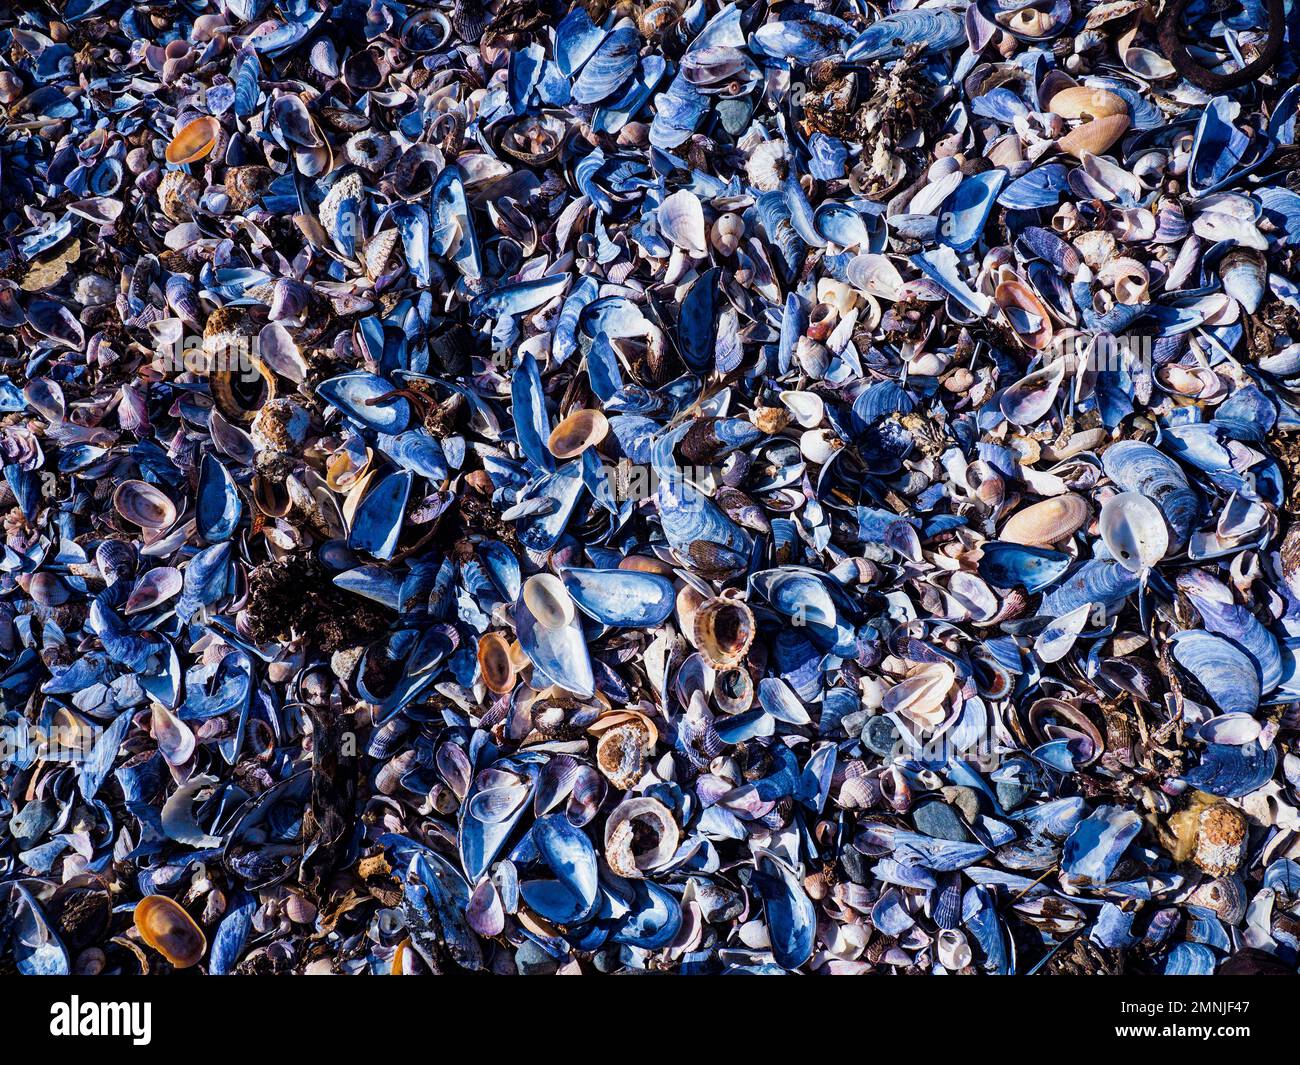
(4, 0, 1300, 976)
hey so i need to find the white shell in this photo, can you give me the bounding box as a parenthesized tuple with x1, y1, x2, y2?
(882, 663, 954, 727)
(522, 573, 575, 629)
(780, 390, 825, 429)
(658, 189, 706, 258)
(936, 928, 972, 970)
(604, 797, 680, 878)
(1099, 491, 1169, 573)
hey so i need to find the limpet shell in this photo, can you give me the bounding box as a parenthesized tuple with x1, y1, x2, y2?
(693, 595, 756, 670)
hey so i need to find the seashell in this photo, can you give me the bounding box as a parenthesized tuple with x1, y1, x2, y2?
(936, 928, 972, 970)
(1096, 256, 1148, 303)
(165, 116, 221, 165)
(710, 212, 745, 256)
(572, 23, 639, 104)
(1169, 631, 1260, 718)
(477, 632, 516, 694)
(658, 189, 707, 257)
(938, 169, 1005, 253)
(547, 409, 608, 459)
(604, 797, 679, 878)
(125, 567, 183, 615)
(1218, 248, 1266, 314)
(1062, 804, 1141, 883)
(345, 131, 395, 171)
(1057, 114, 1129, 158)
(1184, 742, 1277, 799)
(1048, 86, 1127, 120)
(800, 428, 843, 465)
(133, 895, 207, 968)
(994, 274, 1055, 351)
(1194, 802, 1249, 877)
(1164, 943, 1218, 976)
(1098, 492, 1168, 573)
(978, 541, 1072, 593)
(713, 666, 754, 714)
(639, 0, 682, 37)
(317, 372, 411, 434)
(113, 481, 178, 530)
(522, 573, 576, 630)
(562, 566, 675, 627)
(780, 390, 825, 428)
(1187, 876, 1247, 924)
(999, 494, 1089, 546)
(1102, 441, 1199, 553)
(883, 663, 954, 728)
(845, 9, 964, 62)
(693, 595, 755, 670)
(151, 702, 195, 765)
(498, 113, 570, 166)
(595, 721, 650, 790)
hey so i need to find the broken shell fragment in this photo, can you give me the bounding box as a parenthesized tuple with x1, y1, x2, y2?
(604, 797, 680, 878)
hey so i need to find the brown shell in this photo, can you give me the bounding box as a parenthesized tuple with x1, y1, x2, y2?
(1057, 114, 1130, 159)
(133, 895, 207, 969)
(1048, 86, 1127, 121)
(158, 169, 203, 222)
(547, 408, 609, 459)
(165, 115, 221, 165)
(999, 493, 1090, 545)
(639, 0, 682, 36)
(618, 553, 676, 578)
(477, 631, 516, 694)
(1194, 802, 1249, 877)
(225, 165, 274, 212)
